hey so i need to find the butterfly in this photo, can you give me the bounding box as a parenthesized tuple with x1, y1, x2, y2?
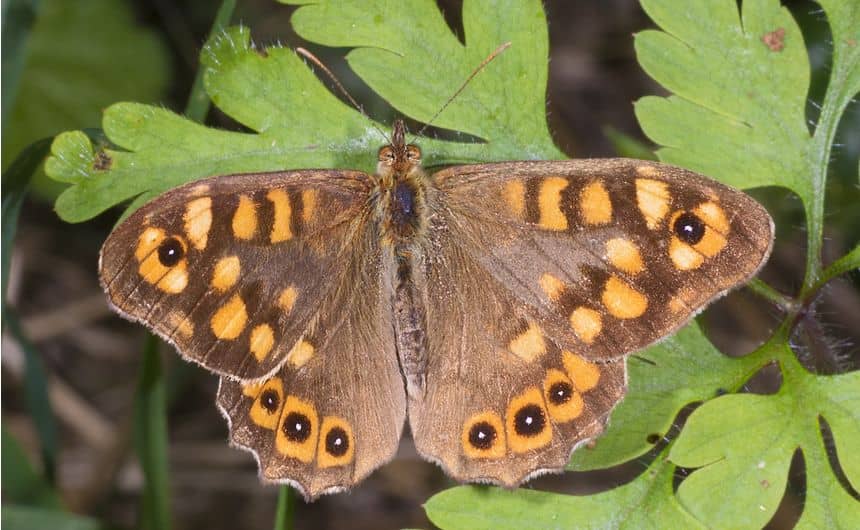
(99, 118, 774, 500)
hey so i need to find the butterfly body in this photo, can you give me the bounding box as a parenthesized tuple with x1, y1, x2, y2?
(100, 121, 773, 499)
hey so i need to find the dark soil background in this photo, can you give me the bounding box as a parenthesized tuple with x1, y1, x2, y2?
(3, 1, 858, 529)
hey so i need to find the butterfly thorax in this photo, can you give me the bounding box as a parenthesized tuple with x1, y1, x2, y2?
(375, 120, 429, 251)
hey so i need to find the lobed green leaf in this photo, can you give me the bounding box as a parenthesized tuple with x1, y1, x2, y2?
(426, 457, 703, 530)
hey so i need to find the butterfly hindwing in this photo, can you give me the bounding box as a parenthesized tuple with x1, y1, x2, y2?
(407, 224, 627, 483)
(216, 230, 406, 500)
(99, 170, 372, 381)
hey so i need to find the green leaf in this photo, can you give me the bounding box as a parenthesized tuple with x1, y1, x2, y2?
(46, 0, 563, 222)
(2, 0, 169, 199)
(1, 505, 101, 530)
(4, 310, 58, 483)
(669, 354, 860, 528)
(2, 137, 52, 302)
(284, 0, 561, 155)
(425, 456, 703, 530)
(1, 0, 42, 132)
(634, 0, 810, 194)
(1, 426, 61, 508)
(602, 126, 657, 161)
(570, 322, 763, 470)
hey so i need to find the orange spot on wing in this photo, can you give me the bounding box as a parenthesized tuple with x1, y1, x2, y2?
(605, 238, 644, 275)
(569, 307, 602, 344)
(503, 180, 526, 219)
(562, 352, 601, 393)
(278, 286, 298, 313)
(184, 197, 212, 250)
(211, 256, 241, 292)
(317, 416, 355, 468)
(509, 322, 547, 362)
(288, 339, 315, 367)
(250, 324, 275, 362)
(505, 387, 552, 453)
(538, 177, 569, 230)
(602, 276, 648, 319)
(232, 195, 258, 240)
(669, 238, 705, 270)
(275, 396, 319, 463)
(301, 189, 318, 223)
(539, 273, 565, 301)
(636, 179, 670, 229)
(210, 294, 248, 339)
(580, 180, 613, 225)
(248, 378, 284, 430)
(543, 369, 584, 422)
(267, 189, 293, 242)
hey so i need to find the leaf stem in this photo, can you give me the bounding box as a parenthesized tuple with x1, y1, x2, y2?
(274, 486, 295, 530)
(184, 0, 237, 122)
(807, 244, 860, 298)
(803, 45, 858, 296)
(134, 336, 171, 530)
(746, 279, 795, 312)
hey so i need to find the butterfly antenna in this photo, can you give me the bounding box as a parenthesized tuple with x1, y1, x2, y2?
(414, 41, 512, 140)
(296, 47, 390, 142)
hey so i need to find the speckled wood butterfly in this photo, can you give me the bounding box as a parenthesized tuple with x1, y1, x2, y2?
(99, 117, 773, 500)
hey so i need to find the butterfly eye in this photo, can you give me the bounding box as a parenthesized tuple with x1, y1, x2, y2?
(324, 426, 350, 457)
(672, 212, 706, 245)
(468, 421, 498, 449)
(378, 146, 396, 162)
(505, 388, 552, 453)
(283, 411, 313, 442)
(461, 412, 506, 458)
(513, 404, 546, 437)
(547, 381, 573, 405)
(543, 368, 584, 423)
(260, 389, 280, 414)
(317, 417, 355, 467)
(157, 237, 185, 267)
(406, 145, 421, 162)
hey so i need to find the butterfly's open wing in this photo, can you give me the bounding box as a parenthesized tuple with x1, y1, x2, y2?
(101, 170, 406, 499)
(100, 170, 371, 382)
(408, 158, 772, 484)
(216, 227, 405, 500)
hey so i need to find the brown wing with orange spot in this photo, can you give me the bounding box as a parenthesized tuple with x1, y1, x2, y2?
(407, 158, 772, 485)
(99, 170, 372, 382)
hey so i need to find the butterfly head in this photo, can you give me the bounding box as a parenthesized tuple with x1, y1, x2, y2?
(377, 120, 422, 183)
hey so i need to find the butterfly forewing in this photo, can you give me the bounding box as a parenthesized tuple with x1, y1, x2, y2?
(432, 159, 774, 361)
(99, 170, 372, 381)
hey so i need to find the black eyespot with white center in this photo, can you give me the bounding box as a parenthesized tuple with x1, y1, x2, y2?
(260, 389, 279, 414)
(282, 412, 311, 442)
(325, 427, 349, 457)
(673, 212, 706, 245)
(548, 382, 574, 405)
(468, 421, 497, 450)
(514, 404, 546, 437)
(157, 237, 185, 267)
